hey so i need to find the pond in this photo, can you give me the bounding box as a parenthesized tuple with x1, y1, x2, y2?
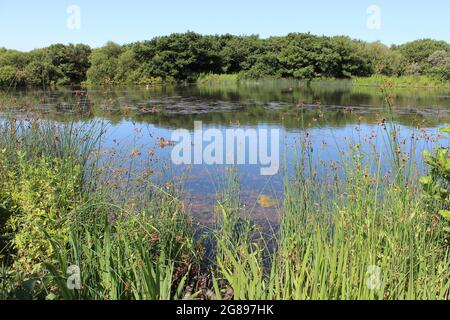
(1, 79, 449, 225)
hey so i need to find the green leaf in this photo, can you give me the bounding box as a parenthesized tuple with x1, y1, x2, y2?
(436, 148, 448, 163)
(422, 149, 432, 158)
(438, 126, 450, 135)
(439, 210, 450, 222)
(46, 292, 57, 300)
(419, 175, 432, 186)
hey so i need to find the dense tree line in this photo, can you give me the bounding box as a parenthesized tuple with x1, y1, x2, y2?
(0, 32, 449, 87)
(0, 44, 91, 87)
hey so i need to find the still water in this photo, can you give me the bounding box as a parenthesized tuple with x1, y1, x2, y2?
(1, 80, 449, 224)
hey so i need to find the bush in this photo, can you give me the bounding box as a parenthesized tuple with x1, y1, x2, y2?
(4, 153, 83, 275)
(420, 127, 450, 232)
(430, 64, 450, 81)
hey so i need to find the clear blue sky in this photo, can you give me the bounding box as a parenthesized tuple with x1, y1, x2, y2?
(1, 0, 449, 51)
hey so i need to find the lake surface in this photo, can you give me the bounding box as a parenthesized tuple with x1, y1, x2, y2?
(1, 80, 449, 225)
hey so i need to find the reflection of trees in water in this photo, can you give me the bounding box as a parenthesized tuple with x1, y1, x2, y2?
(6, 105, 446, 132)
(0, 82, 449, 130)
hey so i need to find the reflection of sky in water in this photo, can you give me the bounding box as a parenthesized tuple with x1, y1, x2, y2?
(99, 119, 447, 223)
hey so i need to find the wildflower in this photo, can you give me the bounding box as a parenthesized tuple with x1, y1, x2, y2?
(142, 168, 154, 178)
(130, 148, 141, 159)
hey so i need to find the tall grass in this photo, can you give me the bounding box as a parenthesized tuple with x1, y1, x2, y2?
(210, 85, 449, 300)
(0, 116, 199, 300)
(196, 74, 239, 86)
(197, 74, 450, 89)
(212, 144, 449, 300)
(0, 107, 449, 300)
(352, 75, 450, 88)
(46, 199, 193, 300)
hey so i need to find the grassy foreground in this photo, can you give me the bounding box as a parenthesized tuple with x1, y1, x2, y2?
(0, 115, 449, 300)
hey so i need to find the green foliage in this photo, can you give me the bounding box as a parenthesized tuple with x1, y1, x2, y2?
(0, 66, 21, 87)
(352, 75, 449, 88)
(429, 62, 450, 81)
(0, 117, 197, 300)
(242, 53, 284, 79)
(0, 49, 29, 68)
(23, 60, 63, 87)
(220, 35, 263, 73)
(1, 35, 450, 87)
(395, 39, 450, 77)
(82, 34, 450, 83)
(362, 42, 406, 76)
(213, 146, 449, 300)
(3, 154, 83, 275)
(0, 116, 449, 300)
(0, 119, 104, 280)
(197, 73, 239, 85)
(396, 39, 450, 66)
(420, 127, 450, 230)
(86, 42, 122, 85)
(46, 44, 91, 84)
(0, 44, 92, 88)
(46, 199, 193, 300)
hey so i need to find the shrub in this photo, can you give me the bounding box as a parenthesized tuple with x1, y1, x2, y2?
(420, 127, 450, 232)
(4, 153, 83, 275)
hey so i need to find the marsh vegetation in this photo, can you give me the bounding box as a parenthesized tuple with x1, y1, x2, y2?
(0, 78, 449, 300)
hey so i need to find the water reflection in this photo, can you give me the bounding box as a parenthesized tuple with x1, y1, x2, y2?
(0, 80, 449, 224)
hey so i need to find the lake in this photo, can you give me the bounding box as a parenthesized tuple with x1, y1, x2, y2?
(1, 79, 449, 225)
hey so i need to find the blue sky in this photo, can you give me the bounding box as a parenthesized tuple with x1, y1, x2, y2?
(0, 0, 449, 51)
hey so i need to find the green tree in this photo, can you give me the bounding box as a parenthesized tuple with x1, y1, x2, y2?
(23, 60, 63, 87)
(396, 39, 450, 65)
(0, 49, 29, 69)
(0, 66, 20, 87)
(362, 42, 406, 76)
(46, 44, 92, 84)
(86, 42, 122, 85)
(221, 35, 264, 73)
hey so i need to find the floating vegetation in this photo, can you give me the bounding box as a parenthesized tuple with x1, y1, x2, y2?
(257, 195, 277, 208)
